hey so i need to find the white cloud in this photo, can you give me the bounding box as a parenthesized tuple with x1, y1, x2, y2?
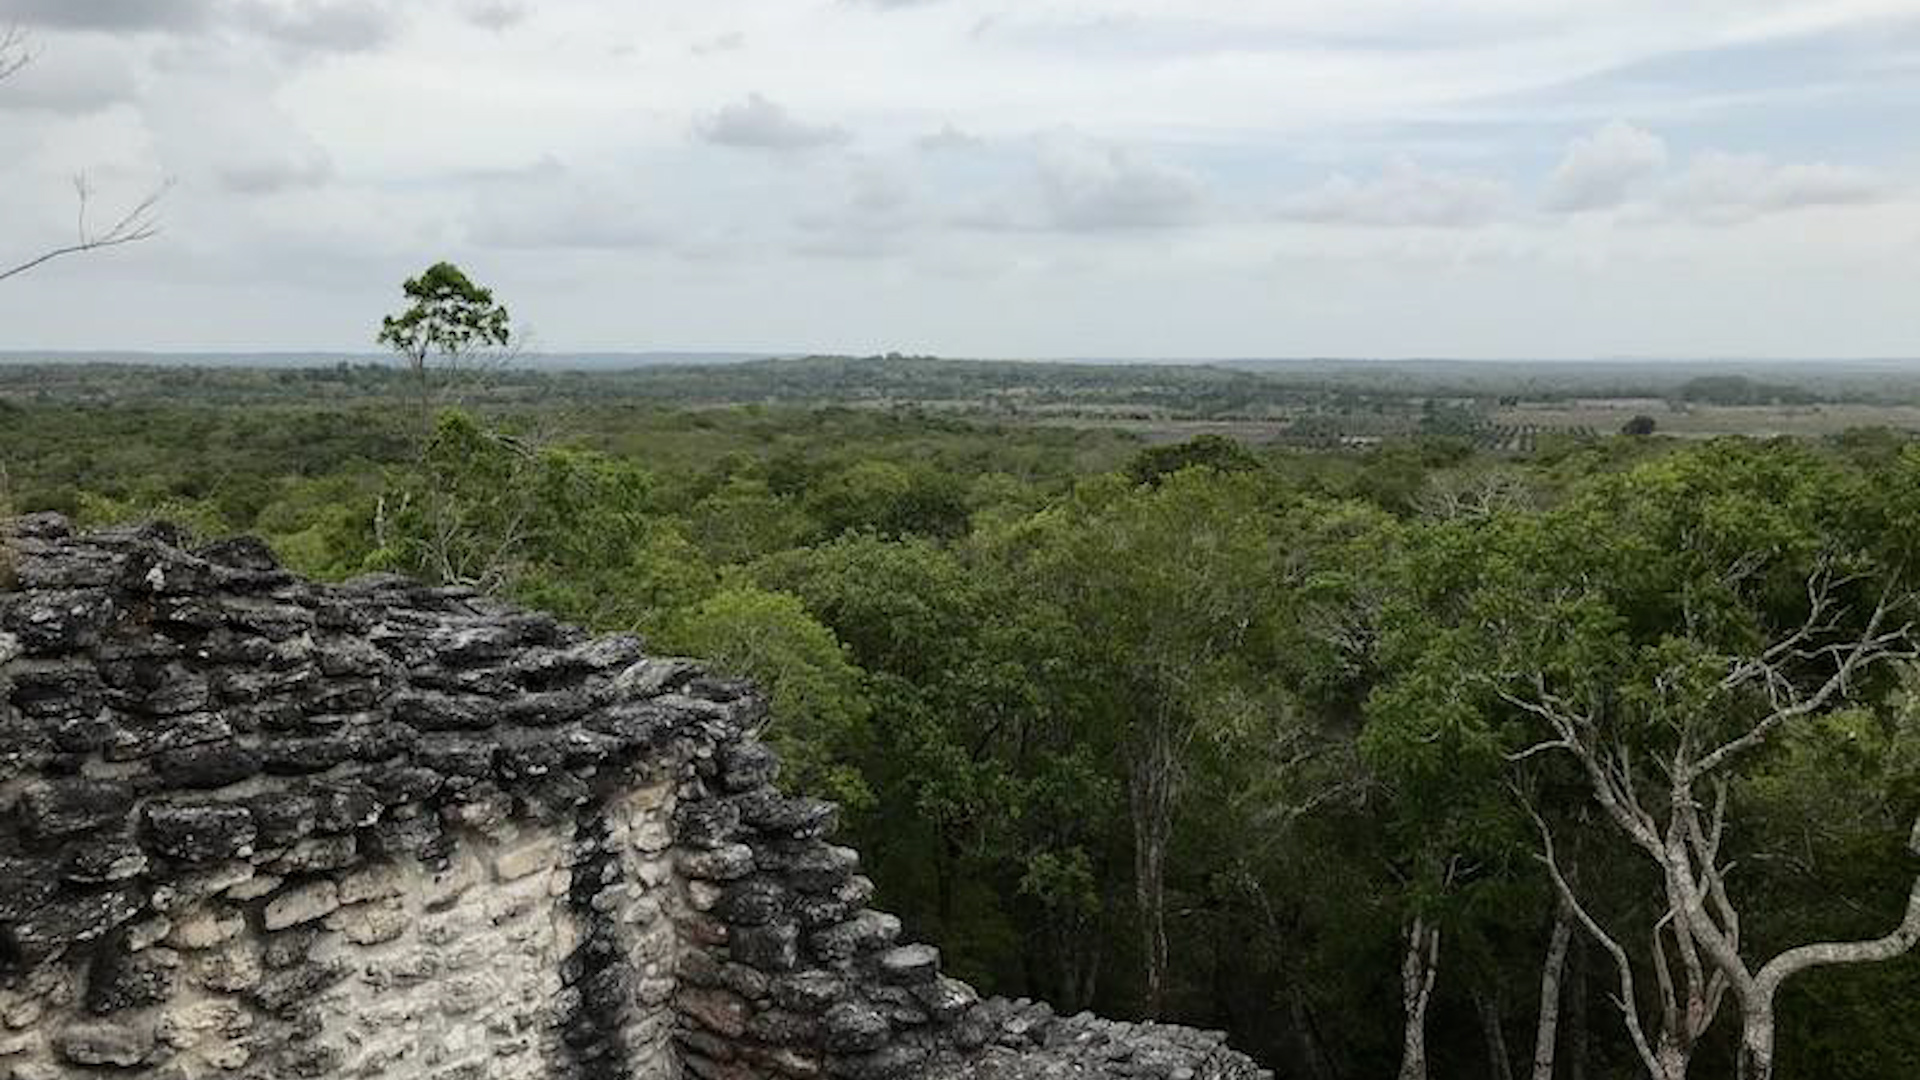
(463, 2, 526, 32)
(697, 93, 849, 151)
(0, 0, 217, 32)
(219, 147, 333, 194)
(1545, 120, 1667, 212)
(793, 167, 919, 257)
(1034, 135, 1205, 230)
(692, 32, 746, 56)
(916, 123, 985, 153)
(466, 161, 663, 250)
(1280, 158, 1512, 227)
(235, 1, 398, 54)
(1664, 151, 1892, 222)
(0, 38, 140, 114)
(1, 0, 1916, 356)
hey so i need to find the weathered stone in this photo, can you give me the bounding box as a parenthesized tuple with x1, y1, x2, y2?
(718, 742, 780, 792)
(718, 876, 789, 926)
(62, 837, 150, 884)
(877, 944, 941, 986)
(810, 911, 901, 965)
(774, 970, 850, 1014)
(165, 907, 246, 950)
(8, 887, 143, 953)
(144, 802, 256, 862)
(86, 945, 179, 1013)
(911, 976, 980, 1024)
(262, 879, 340, 931)
(733, 921, 802, 972)
(758, 842, 860, 893)
(152, 739, 262, 789)
(830, 1044, 932, 1080)
(679, 843, 755, 882)
(677, 988, 749, 1038)
(21, 778, 133, 839)
(0, 521, 1271, 1080)
(56, 1020, 154, 1067)
(732, 790, 838, 839)
(324, 900, 409, 946)
(822, 1001, 891, 1054)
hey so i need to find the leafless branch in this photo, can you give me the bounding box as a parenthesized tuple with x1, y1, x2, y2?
(1691, 575, 1915, 782)
(1, 24, 30, 81)
(0, 176, 170, 284)
(1525, 799, 1665, 1080)
(1752, 809, 1920, 1000)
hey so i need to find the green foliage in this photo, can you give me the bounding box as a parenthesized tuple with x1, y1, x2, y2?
(1125, 434, 1263, 486)
(376, 261, 511, 366)
(663, 586, 874, 810)
(801, 459, 971, 540)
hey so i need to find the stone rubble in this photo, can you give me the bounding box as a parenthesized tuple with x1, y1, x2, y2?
(0, 513, 1270, 1080)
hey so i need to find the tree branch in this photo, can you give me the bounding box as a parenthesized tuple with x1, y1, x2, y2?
(0, 177, 169, 284)
(1525, 801, 1665, 1080)
(1753, 812, 1920, 1002)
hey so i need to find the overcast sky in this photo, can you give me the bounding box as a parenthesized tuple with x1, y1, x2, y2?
(1, 0, 1916, 359)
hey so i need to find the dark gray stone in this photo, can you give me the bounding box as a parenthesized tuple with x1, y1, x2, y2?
(822, 1001, 892, 1054)
(144, 801, 256, 861)
(21, 778, 134, 838)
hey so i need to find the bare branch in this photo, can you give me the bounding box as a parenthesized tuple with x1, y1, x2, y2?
(1525, 800, 1665, 1080)
(0, 177, 170, 284)
(1, 24, 30, 81)
(1753, 811, 1920, 1002)
(1690, 581, 1915, 782)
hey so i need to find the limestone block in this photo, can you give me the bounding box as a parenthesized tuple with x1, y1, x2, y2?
(262, 879, 340, 931)
(56, 1020, 155, 1067)
(493, 840, 560, 883)
(323, 899, 409, 946)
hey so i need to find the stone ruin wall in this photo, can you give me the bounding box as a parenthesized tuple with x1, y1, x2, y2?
(0, 514, 1268, 1080)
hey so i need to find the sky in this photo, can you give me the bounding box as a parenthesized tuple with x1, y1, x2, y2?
(0, 0, 1916, 359)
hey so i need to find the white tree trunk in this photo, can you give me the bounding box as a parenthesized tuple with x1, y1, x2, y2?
(1128, 718, 1177, 1018)
(1398, 917, 1441, 1080)
(1654, 1032, 1693, 1080)
(1530, 898, 1575, 1080)
(1737, 1005, 1776, 1080)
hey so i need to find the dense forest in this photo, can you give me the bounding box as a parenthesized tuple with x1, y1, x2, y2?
(5, 344, 1918, 1080)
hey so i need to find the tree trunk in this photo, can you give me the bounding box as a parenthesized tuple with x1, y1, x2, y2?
(1530, 898, 1575, 1080)
(1737, 1004, 1776, 1080)
(1128, 718, 1178, 1018)
(1398, 916, 1441, 1080)
(1289, 988, 1338, 1080)
(1131, 811, 1168, 1016)
(1477, 987, 1515, 1080)
(1653, 1031, 1692, 1080)
(1566, 931, 1588, 1080)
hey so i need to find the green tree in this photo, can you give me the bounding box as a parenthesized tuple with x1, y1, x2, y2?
(1125, 434, 1263, 487)
(664, 586, 874, 809)
(376, 261, 512, 442)
(996, 468, 1283, 1016)
(1374, 442, 1920, 1080)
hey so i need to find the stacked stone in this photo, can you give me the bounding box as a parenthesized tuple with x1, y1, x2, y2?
(668, 724, 989, 1080)
(0, 515, 722, 1079)
(926, 1002, 1274, 1080)
(0, 515, 1271, 1080)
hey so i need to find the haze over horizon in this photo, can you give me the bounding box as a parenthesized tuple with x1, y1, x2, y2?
(1, 0, 1916, 359)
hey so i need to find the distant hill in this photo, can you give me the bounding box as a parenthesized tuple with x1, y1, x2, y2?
(0, 350, 782, 370)
(1216, 357, 1920, 398)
